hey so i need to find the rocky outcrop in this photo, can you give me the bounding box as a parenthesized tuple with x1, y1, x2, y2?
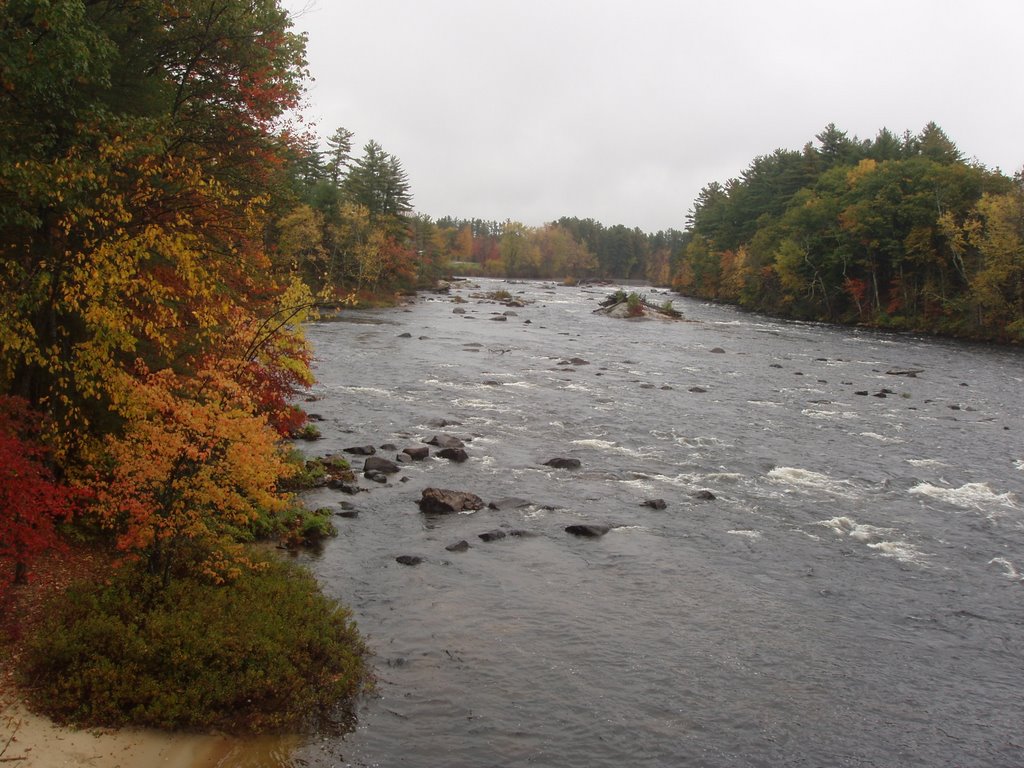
(418, 487, 485, 514)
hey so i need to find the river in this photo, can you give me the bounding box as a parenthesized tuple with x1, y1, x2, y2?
(254, 278, 1023, 767)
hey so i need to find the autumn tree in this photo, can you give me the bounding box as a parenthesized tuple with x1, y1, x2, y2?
(0, 396, 75, 590)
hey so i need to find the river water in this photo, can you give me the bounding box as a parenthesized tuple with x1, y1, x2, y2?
(268, 279, 1022, 767)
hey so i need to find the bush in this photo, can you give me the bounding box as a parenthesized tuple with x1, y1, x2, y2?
(21, 553, 371, 734)
(626, 291, 645, 317)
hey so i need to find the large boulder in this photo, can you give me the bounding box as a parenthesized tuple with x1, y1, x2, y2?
(418, 487, 485, 514)
(402, 445, 430, 461)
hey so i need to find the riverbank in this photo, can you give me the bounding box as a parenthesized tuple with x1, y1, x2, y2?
(0, 549, 249, 768)
(0, 697, 234, 768)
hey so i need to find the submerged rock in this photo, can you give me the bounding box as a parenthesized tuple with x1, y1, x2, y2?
(478, 529, 507, 542)
(693, 490, 716, 501)
(642, 499, 668, 510)
(419, 487, 485, 514)
(344, 445, 376, 456)
(565, 524, 610, 538)
(446, 540, 471, 552)
(544, 457, 581, 470)
(395, 555, 423, 566)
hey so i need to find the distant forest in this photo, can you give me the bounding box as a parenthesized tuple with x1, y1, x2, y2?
(425, 123, 1022, 342)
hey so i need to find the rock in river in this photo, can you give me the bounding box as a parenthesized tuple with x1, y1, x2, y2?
(478, 529, 507, 542)
(395, 555, 423, 566)
(425, 434, 465, 449)
(364, 456, 400, 474)
(402, 445, 430, 461)
(565, 524, 610, 538)
(419, 487, 485, 514)
(544, 457, 581, 470)
(438, 447, 469, 463)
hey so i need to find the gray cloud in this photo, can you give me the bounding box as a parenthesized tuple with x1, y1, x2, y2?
(284, 0, 1024, 232)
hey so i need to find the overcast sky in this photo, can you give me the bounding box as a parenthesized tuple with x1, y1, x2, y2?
(282, 0, 1024, 233)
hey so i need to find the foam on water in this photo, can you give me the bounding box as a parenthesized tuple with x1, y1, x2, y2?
(860, 432, 904, 444)
(802, 408, 860, 421)
(909, 482, 1019, 512)
(767, 466, 852, 496)
(988, 557, 1022, 580)
(1015, 459, 1024, 472)
(907, 458, 947, 468)
(728, 529, 762, 540)
(817, 516, 925, 564)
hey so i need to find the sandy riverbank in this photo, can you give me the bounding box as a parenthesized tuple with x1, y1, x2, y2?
(1, 696, 240, 768)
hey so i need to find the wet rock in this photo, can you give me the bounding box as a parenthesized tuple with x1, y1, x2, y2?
(336, 509, 359, 519)
(642, 499, 668, 510)
(769, 363, 784, 369)
(453, 307, 467, 314)
(344, 445, 376, 456)
(488, 497, 532, 511)
(395, 555, 423, 566)
(710, 347, 726, 354)
(364, 456, 400, 474)
(478, 529, 507, 542)
(503, 310, 518, 317)
(446, 540, 471, 552)
(565, 524, 610, 538)
(544, 457, 581, 470)
(398, 332, 413, 338)
(379, 443, 398, 451)
(403, 445, 430, 461)
(854, 390, 869, 396)
(396, 453, 412, 463)
(425, 434, 465, 449)
(438, 447, 469, 463)
(419, 487, 485, 514)
(689, 386, 707, 393)
(887, 367, 924, 377)
(364, 471, 389, 484)
(639, 383, 656, 389)
(483, 380, 501, 386)
(693, 490, 716, 500)
(328, 480, 363, 495)
(509, 529, 539, 538)
(490, 315, 508, 321)
(307, 413, 325, 421)
(660, 385, 674, 391)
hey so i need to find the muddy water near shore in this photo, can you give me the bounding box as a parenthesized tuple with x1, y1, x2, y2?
(265, 279, 1022, 767)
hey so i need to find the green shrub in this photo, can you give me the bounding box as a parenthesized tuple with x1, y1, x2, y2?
(626, 291, 645, 317)
(21, 553, 370, 734)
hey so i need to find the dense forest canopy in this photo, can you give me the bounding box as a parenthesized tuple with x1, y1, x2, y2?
(0, 0, 436, 587)
(676, 122, 1023, 341)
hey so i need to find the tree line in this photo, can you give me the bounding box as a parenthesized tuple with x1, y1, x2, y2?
(676, 122, 1023, 341)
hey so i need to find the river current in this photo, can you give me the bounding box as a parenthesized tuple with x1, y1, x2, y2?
(268, 279, 1022, 767)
